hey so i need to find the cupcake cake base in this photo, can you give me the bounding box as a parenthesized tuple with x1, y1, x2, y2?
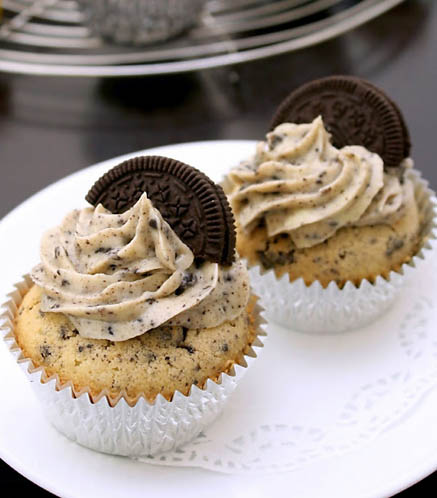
(3, 276, 266, 456)
(247, 169, 437, 334)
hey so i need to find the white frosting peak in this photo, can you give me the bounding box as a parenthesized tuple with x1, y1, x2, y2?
(225, 117, 409, 248)
(32, 193, 249, 341)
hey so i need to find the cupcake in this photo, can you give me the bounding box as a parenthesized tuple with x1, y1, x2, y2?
(3, 156, 265, 456)
(223, 76, 436, 333)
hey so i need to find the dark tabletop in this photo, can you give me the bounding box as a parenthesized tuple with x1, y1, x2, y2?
(1, 0, 437, 495)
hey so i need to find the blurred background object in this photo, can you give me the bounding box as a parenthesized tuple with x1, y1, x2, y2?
(78, 0, 207, 46)
(0, 0, 404, 76)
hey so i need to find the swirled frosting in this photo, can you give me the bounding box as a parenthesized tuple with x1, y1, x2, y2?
(224, 116, 412, 248)
(31, 194, 250, 341)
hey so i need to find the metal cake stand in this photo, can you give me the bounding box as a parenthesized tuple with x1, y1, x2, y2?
(0, 0, 405, 77)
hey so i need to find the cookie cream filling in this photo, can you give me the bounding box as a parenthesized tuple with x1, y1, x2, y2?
(31, 193, 249, 341)
(224, 116, 415, 249)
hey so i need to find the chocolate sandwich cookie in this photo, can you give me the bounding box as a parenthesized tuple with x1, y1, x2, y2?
(356, 77, 411, 159)
(86, 155, 236, 265)
(270, 75, 410, 168)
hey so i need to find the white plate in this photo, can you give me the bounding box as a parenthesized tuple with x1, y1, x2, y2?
(1, 141, 437, 498)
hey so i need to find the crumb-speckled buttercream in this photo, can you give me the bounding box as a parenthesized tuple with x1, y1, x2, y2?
(31, 193, 250, 341)
(224, 116, 414, 248)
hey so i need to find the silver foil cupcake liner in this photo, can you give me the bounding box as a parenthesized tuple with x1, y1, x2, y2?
(248, 169, 437, 334)
(1, 275, 266, 457)
(79, 0, 207, 46)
